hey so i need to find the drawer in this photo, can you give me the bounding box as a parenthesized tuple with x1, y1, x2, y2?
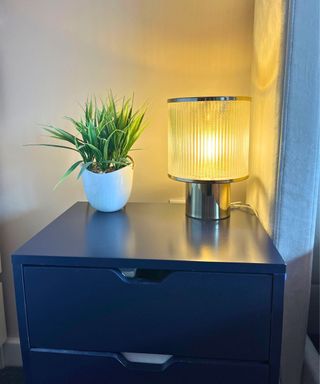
(28, 350, 269, 384)
(24, 266, 272, 361)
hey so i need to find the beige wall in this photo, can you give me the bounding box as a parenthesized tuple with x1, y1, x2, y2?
(0, 0, 254, 338)
(246, 0, 286, 233)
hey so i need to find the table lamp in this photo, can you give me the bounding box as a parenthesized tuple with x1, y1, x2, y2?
(168, 96, 251, 220)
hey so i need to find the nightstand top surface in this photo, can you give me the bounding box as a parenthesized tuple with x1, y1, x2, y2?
(13, 202, 285, 273)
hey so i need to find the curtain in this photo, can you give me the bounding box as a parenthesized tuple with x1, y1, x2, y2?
(247, 0, 320, 382)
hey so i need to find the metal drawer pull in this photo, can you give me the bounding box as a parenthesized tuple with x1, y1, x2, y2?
(121, 352, 172, 364)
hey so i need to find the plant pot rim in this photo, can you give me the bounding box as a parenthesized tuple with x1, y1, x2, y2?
(82, 162, 133, 175)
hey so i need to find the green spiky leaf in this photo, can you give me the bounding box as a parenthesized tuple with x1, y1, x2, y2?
(54, 160, 82, 190)
(28, 92, 147, 185)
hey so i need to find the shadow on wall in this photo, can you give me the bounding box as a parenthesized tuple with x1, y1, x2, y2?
(246, 176, 272, 230)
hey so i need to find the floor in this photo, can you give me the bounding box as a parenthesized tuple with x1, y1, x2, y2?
(0, 368, 24, 384)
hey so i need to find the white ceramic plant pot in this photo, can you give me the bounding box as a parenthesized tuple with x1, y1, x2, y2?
(82, 164, 133, 212)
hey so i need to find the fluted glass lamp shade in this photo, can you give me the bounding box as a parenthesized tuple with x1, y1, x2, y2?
(168, 96, 251, 182)
(168, 96, 251, 220)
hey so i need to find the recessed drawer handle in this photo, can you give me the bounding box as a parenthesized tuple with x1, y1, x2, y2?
(119, 269, 137, 278)
(122, 352, 172, 364)
(118, 268, 171, 283)
(119, 352, 173, 372)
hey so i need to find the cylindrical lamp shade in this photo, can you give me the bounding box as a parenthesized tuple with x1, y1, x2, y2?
(168, 97, 251, 182)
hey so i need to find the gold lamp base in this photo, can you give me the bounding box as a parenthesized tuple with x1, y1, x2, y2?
(185, 183, 231, 220)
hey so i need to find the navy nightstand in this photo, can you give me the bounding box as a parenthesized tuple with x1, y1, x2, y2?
(12, 202, 285, 384)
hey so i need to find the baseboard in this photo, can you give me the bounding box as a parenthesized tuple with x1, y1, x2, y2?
(3, 337, 22, 367)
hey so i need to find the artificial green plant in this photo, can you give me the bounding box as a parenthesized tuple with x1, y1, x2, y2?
(30, 93, 146, 187)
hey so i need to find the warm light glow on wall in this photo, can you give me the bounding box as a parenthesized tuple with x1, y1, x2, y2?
(168, 97, 251, 181)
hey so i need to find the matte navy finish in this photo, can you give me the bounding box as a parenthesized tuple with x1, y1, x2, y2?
(28, 350, 269, 384)
(12, 202, 286, 384)
(24, 267, 272, 361)
(13, 202, 285, 274)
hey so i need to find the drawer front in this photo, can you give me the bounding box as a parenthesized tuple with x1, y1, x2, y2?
(28, 350, 269, 384)
(24, 266, 272, 361)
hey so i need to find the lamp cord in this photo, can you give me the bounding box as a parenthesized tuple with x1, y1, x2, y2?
(230, 201, 259, 219)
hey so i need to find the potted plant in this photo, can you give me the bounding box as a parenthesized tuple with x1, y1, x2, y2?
(31, 93, 146, 212)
